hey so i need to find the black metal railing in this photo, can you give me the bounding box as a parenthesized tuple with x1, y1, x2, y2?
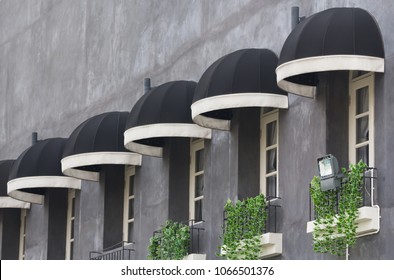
(222, 196, 281, 236)
(89, 241, 135, 260)
(309, 168, 377, 221)
(151, 219, 204, 259)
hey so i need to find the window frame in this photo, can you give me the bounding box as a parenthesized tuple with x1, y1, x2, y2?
(19, 209, 27, 260)
(65, 189, 76, 260)
(123, 166, 135, 244)
(189, 138, 205, 223)
(349, 72, 375, 167)
(260, 109, 279, 199)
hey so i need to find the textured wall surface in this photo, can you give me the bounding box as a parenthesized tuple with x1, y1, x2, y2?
(0, 0, 393, 260)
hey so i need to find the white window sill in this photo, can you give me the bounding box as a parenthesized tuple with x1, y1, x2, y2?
(306, 206, 380, 237)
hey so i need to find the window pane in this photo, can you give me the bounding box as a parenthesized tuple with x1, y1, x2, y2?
(195, 149, 204, 172)
(127, 222, 134, 242)
(195, 175, 204, 197)
(71, 197, 75, 217)
(266, 121, 277, 146)
(356, 145, 369, 165)
(194, 200, 202, 222)
(70, 242, 74, 260)
(128, 199, 134, 219)
(356, 116, 369, 143)
(23, 215, 27, 234)
(129, 176, 134, 196)
(71, 220, 74, 239)
(266, 148, 277, 173)
(266, 176, 277, 198)
(356, 87, 369, 114)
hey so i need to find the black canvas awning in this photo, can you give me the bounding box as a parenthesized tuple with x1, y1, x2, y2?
(124, 81, 212, 157)
(7, 138, 81, 204)
(191, 48, 288, 130)
(276, 7, 385, 98)
(62, 111, 142, 181)
(0, 160, 30, 208)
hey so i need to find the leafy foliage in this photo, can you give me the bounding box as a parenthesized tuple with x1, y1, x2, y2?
(310, 160, 368, 256)
(147, 220, 190, 260)
(219, 194, 268, 260)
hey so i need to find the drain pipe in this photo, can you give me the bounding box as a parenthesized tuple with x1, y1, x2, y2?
(32, 132, 38, 145)
(291, 6, 305, 29)
(144, 78, 151, 94)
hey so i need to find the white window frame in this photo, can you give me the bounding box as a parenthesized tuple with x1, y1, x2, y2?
(260, 110, 279, 199)
(349, 72, 375, 167)
(123, 166, 135, 243)
(189, 138, 204, 223)
(19, 209, 27, 260)
(65, 189, 76, 260)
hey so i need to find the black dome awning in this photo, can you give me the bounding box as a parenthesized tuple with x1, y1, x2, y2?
(62, 111, 142, 181)
(191, 48, 288, 130)
(276, 7, 385, 98)
(7, 138, 81, 204)
(0, 160, 30, 208)
(124, 81, 212, 157)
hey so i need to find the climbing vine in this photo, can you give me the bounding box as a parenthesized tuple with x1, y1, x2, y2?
(147, 220, 190, 260)
(219, 194, 268, 260)
(310, 160, 368, 256)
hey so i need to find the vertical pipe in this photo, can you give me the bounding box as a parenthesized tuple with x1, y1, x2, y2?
(144, 78, 151, 94)
(32, 132, 38, 145)
(291, 6, 300, 30)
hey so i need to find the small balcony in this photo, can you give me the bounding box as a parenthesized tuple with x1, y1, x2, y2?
(221, 196, 282, 259)
(150, 219, 205, 260)
(307, 168, 380, 237)
(89, 241, 135, 260)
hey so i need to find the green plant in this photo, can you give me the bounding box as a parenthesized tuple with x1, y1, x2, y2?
(147, 220, 190, 260)
(310, 160, 368, 256)
(219, 194, 268, 260)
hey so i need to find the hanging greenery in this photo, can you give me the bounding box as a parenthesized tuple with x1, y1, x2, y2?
(219, 194, 268, 260)
(147, 220, 190, 260)
(310, 160, 368, 256)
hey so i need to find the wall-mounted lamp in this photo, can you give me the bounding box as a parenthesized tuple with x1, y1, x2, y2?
(317, 154, 341, 191)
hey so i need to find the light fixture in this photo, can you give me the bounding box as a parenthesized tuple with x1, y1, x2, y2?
(317, 154, 341, 191)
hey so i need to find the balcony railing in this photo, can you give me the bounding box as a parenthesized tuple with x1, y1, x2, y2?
(222, 196, 281, 235)
(151, 219, 204, 259)
(309, 168, 377, 221)
(89, 241, 134, 260)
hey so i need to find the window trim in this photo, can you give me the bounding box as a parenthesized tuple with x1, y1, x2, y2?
(65, 189, 76, 260)
(19, 209, 27, 260)
(260, 109, 279, 199)
(189, 138, 205, 223)
(123, 166, 135, 244)
(349, 72, 375, 166)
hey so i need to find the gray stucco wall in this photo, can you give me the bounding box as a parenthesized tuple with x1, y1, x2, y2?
(0, 0, 394, 260)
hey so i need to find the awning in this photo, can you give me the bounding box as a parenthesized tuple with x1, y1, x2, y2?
(276, 7, 385, 98)
(62, 111, 142, 181)
(0, 160, 30, 208)
(124, 81, 212, 157)
(191, 48, 288, 130)
(7, 138, 81, 204)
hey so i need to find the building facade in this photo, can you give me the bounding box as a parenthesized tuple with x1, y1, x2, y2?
(0, 0, 393, 260)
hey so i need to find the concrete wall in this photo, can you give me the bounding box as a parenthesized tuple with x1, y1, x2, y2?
(1, 0, 394, 260)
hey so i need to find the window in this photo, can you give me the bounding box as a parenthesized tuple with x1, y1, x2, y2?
(189, 139, 204, 223)
(123, 166, 135, 243)
(19, 209, 27, 260)
(349, 72, 375, 166)
(260, 109, 279, 199)
(65, 189, 76, 260)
